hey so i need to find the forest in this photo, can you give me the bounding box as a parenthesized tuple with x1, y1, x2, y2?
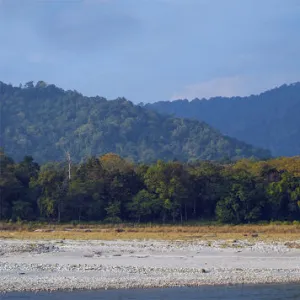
(146, 82, 300, 157)
(0, 81, 270, 163)
(1, 149, 299, 224)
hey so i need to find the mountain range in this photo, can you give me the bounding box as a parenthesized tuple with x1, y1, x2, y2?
(0, 81, 270, 163)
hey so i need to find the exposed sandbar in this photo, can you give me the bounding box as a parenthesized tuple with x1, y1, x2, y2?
(0, 239, 299, 292)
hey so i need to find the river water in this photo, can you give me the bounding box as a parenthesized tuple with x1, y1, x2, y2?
(1, 284, 299, 300)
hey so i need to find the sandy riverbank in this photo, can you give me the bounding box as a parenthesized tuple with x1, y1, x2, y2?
(0, 239, 299, 292)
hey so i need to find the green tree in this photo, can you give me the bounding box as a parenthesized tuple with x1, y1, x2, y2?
(105, 201, 121, 223)
(31, 168, 64, 220)
(0, 152, 22, 220)
(216, 169, 266, 223)
(127, 189, 156, 223)
(143, 161, 190, 223)
(266, 172, 300, 220)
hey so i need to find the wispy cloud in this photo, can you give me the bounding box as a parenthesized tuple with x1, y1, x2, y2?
(171, 74, 300, 100)
(171, 76, 248, 100)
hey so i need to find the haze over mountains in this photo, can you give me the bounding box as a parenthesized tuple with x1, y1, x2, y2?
(147, 83, 300, 157)
(0, 81, 270, 163)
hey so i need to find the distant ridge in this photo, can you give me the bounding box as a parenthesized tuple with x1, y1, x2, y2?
(146, 83, 300, 157)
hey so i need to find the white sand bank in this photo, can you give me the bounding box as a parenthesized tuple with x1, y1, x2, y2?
(0, 239, 299, 292)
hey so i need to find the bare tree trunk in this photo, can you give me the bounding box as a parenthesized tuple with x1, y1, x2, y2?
(0, 196, 2, 221)
(193, 198, 196, 217)
(66, 151, 71, 180)
(78, 206, 82, 223)
(57, 202, 61, 223)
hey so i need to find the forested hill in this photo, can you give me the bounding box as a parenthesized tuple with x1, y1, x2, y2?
(0, 81, 270, 163)
(146, 83, 300, 157)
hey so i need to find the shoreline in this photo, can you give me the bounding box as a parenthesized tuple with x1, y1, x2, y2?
(1, 270, 300, 293)
(2, 281, 300, 294)
(0, 239, 299, 292)
(2, 282, 300, 295)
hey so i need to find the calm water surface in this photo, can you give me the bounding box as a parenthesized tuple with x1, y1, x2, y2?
(1, 285, 300, 300)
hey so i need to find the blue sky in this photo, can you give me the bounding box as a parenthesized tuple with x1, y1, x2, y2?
(1, 0, 300, 103)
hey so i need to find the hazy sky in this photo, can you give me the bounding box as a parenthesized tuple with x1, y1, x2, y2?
(1, 0, 300, 102)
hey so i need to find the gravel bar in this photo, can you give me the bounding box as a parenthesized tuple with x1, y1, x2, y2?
(0, 239, 299, 292)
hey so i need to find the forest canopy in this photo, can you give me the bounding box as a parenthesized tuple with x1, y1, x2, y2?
(0, 81, 270, 163)
(1, 150, 299, 224)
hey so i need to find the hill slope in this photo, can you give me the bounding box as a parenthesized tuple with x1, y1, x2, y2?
(0, 81, 270, 163)
(146, 83, 300, 157)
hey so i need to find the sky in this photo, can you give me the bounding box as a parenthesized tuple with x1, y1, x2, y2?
(1, 0, 300, 103)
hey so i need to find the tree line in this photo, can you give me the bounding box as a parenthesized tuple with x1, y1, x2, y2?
(1, 150, 299, 224)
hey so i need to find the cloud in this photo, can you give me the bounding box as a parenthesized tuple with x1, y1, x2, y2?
(171, 76, 248, 100)
(171, 73, 300, 100)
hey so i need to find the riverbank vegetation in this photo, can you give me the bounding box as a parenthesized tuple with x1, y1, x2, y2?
(1, 150, 299, 227)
